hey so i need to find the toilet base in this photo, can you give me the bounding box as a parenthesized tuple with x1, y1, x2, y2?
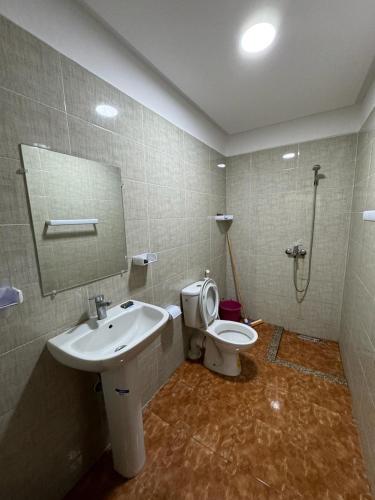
(203, 337, 241, 376)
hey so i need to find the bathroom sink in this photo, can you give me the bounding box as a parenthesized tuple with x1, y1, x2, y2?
(47, 300, 169, 479)
(47, 300, 169, 372)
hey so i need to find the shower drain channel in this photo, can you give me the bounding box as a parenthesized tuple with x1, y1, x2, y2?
(297, 334, 322, 343)
(114, 344, 127, 352)
(266, 326, 347, 386)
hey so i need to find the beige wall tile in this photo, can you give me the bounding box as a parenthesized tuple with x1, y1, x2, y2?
(0, 16, 65, 110)
(144, 148, 184, 189)
(151, 247, 187, 286)
(0, 87, 70, 159)
(183, 132, 209, 167)
(339, 107, 375, 492)
(226, 134, 356, 343)
(123, 179, 148, 220)
(184, 160, 211, 193)
(149, 218, 186, 252)
(148, 184, 185, 219)
(0, 16, 226, 499)
(143, 107, 183, 157)
(62, 57, 143, 142)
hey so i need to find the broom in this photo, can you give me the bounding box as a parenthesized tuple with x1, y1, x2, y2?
(226, 233, 263, 327)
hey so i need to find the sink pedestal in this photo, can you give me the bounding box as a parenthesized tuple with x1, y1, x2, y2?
(47, 300, 169, 478)
(101, 357, 145, 478)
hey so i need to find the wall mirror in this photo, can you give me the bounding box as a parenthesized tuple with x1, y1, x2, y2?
(21, 145, 128, 296)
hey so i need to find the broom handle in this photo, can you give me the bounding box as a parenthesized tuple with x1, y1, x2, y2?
(226, 233, 247, 320)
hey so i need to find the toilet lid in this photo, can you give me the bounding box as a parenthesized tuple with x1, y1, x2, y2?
(199, 279, 219, 329)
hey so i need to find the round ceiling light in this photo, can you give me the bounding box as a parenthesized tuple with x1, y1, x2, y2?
(241, 23, 276, 53)
(217, 163, 226, 168)
(95, 104, 118, 118)
(282, 152, 296, 160)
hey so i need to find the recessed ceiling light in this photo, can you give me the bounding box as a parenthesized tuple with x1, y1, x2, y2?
(95, 104, 118, 118)
(241, 23, 276, 53)
(217, 163, 226, 168)
(282, 152, 296, 160)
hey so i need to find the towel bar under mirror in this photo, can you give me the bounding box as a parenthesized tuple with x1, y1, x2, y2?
(21, 144, 128, 296)
(45, 219, 99, 226)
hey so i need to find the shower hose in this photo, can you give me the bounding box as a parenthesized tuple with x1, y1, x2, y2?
(293, 178, 319, 303)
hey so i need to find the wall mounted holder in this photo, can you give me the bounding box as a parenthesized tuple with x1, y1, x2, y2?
(132, 253, 157, 266)
(363, 210, 375, 221)
(0, 286, 24, 309)
(215, 214, 234, 221)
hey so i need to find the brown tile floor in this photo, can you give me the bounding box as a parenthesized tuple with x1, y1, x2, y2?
(65, 324, 372, 500)
(277, 330, 345, 378)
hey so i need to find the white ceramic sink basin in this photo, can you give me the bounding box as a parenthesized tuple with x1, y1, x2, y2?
(47, 299, 170, 479)
(48, 300, 169, 373)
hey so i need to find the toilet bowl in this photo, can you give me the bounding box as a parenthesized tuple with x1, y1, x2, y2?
(181, 279, 257, 376)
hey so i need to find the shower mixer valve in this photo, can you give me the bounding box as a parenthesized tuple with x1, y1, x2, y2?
(285, 244, 306, 258)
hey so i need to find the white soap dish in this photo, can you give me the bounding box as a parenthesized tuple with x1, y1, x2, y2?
(132, 253, 157, 266)
(0, 286, 24, 309)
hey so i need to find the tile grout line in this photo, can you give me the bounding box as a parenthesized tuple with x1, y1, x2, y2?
(57, 55, 72, 156)
(0, 86, 223, 164)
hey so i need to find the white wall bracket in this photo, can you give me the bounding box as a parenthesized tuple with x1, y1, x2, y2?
(363, 211, 375, 221)
(132, 253, 157, 266)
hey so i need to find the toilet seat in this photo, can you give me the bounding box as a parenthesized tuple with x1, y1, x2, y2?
(198, 280, 257, 349)
(199, 279, 219, 329)
(182, 278, 258, 376)
(206, 320, 257, 349)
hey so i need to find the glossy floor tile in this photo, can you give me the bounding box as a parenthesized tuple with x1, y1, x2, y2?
(65, 323, 372, 499)
(277, 330, 345, 378)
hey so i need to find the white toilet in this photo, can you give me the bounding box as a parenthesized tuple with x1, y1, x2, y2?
(181, 279, 258, 376)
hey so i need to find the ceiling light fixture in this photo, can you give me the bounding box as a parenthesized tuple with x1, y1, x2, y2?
(217, 163, 226, 168)
(95, 104, 118, 118)
(241, 23, 276, 53)
(282, 152, 296, 160)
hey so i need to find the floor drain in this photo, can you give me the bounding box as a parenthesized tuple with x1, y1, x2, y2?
(297, 334, 322, 343)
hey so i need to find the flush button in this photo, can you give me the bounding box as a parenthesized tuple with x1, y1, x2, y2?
(115, 344, 127, 352)
(121, 300, 134, 309)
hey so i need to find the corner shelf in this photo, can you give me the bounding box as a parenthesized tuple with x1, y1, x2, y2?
(215, 215, 234, 221)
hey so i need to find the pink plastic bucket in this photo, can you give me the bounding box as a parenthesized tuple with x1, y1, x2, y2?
(219, 299, 242, 322)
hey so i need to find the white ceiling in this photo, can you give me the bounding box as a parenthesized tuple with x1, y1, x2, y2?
(81, 0, 375, 135)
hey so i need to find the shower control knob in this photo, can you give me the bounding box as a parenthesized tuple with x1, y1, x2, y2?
(285, 248, 293, 255)
(299, 249, 307, 256)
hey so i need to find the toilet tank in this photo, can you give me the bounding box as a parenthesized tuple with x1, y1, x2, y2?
(181, 281, 204, 328)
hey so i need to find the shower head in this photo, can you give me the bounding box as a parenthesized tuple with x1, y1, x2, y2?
(313, 164, 324, 185)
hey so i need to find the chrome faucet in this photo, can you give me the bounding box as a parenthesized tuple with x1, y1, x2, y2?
(90, 294, 112, 320)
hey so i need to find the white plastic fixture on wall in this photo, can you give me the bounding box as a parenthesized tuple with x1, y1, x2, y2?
(363, 210, 375, 221)
(132, 253, 158, 266)
(214, 215, 234, 221)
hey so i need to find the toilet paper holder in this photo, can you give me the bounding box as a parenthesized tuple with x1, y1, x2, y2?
(132, 253, 157, 266)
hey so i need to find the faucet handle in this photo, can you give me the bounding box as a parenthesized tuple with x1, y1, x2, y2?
(89, 294, 105, 303)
